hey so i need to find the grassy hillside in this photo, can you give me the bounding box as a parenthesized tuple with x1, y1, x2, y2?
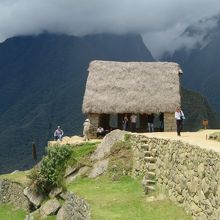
(0, 141, 192, 220)
(68, 176, 192, 220)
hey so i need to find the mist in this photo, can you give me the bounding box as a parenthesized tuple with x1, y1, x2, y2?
(0, 0, 220, 57)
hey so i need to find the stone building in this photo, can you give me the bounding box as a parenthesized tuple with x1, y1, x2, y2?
(82, 60, 183, 136)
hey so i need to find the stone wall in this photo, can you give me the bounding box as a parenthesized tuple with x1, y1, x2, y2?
(130, 134, 220, 220)
(164, 112, 176, 131)
(0, 179, 31, 211)
(88, 113, 99, 137)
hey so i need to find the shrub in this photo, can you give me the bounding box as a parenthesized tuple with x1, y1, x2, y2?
(28, 145, 75, 193)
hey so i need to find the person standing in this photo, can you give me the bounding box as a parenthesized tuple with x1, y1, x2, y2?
(122, 114, 129, 131)
(83, 119, 91, 141)
(147, 113, 155, 132)
(54, 126, 64, 141)
(130, 113, 137, 132)
(175, 107, 185, 136)
(159, 112, 164, 131)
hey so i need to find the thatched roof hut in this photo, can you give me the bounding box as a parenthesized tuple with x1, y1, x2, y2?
(83, 60, 182, 114)
(82, 60, 183, 135)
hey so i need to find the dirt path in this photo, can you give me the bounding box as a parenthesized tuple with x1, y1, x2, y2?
(141, 129, 220, 153)
(49, 130, 220, 154)
(48, 135, 101, 146)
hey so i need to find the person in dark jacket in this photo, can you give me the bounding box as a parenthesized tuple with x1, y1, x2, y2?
(147, 113, 155, 132)
(175, 107, 185, 136)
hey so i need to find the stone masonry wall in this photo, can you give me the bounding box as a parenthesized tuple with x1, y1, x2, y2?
(0, 179, 31, 211)
(88, 113, 99, 137)
(164, 112, 176, 131)
(130, 134, 220, 220)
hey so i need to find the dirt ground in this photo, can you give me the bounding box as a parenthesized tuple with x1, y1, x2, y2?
(49, 130, 220, 153)
(48, 135, 101, 146)
(142, 129, 220, 153)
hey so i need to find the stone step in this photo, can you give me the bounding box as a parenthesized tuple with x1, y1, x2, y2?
(144, 185, 156, 194)
(146, 171, 156, 178)
(141, 144, 149, 149)
(144, 157, 156, 163)
(144, 151, 152, 156)
(146, 164, 156, 171)
(145, 179, 156, 185)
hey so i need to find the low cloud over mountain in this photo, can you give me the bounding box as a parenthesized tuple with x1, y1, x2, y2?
(0, 0, 220, 57)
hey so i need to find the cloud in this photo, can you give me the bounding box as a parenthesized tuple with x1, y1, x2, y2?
(0, 0, 220, 57)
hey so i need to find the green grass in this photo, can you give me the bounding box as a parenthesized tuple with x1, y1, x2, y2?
(68, 176, 192, 220)
(72, 142, 98, 161)
(0, 204, 27, 220)
(0, 170, 29, 186)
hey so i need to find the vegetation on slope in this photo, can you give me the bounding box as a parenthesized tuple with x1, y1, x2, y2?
(28, 142, 97, 194)
(0, 204, 27, 220)
(0, 140, 192, 219)
(68, 176, 192, 220)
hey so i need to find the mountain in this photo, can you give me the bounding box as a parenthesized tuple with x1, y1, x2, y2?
(0, 33, 154, 173)
(181, 87, 220, 131)
(0, 33, 218, 174)
(163, 15, 220, 117)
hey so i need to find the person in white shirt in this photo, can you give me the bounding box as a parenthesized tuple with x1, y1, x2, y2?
(130, 113, 137, 132)
(97, 126, 105, 138)
(83, 119, 91, 141)
(175, 107, 185, 136)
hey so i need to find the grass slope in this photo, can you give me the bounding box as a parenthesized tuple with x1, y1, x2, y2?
(0, 204, 26, 220)
(68, 176, 192, 220)
(0, 141, 192, 219)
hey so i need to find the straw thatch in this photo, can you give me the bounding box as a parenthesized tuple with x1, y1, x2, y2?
(83, 60, 182, 114)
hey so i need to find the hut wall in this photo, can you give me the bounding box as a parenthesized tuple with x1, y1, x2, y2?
(88, 113, 99, 137)
(164, 112, 176, 131)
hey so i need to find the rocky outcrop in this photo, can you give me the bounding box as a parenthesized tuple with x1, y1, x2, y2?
(56, 193, 90, 220)
(88, 159, 109, 178)
(88, 130, 126, 178)
(40, 198, 61, 217)
(0, 179, 31, 211)
(91, 129, 126, 161)
(23, 187, 45, 208)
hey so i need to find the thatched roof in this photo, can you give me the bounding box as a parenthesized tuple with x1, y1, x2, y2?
(83, 60, 182, 114)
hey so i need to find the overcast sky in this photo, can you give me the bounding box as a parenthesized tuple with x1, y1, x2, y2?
(0, 0, 220, 57)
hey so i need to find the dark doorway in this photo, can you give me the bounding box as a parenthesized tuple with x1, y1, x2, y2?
(140, 114, 147, 132)
(99, 114, 110, 130)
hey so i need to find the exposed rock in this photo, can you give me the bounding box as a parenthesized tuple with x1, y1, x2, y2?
(90, 129, 126, 161)
(59, 191, 71, 200)
(0, 179, 31, 211)
(64, 166, 77, 178)
(198, 212, 207, 220)
(56, 192, 90, 220)
(23, 187, 44, 208)
(49, 187, 63, 199)
(66, 166, 89, 183)
(40, 198, 61, 217)
(88, 159, 109, 178)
